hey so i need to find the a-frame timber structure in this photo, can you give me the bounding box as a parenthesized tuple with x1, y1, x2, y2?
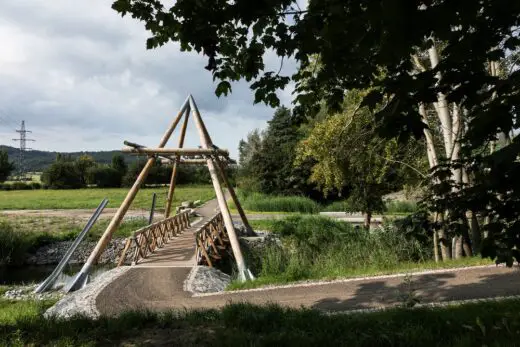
(68, 95, 254, 291)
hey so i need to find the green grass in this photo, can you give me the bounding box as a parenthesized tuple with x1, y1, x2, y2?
(230, 192, 321, 214)
(0, 184, 215, 210)
(0, 299, 520, 346)
(228, 257, 493, 290)
(233, 215, 493, 290)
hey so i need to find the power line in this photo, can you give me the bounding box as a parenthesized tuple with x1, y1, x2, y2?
(12, 120, 35, 181)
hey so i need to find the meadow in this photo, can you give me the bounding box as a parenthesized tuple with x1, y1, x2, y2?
(0, 185, 215, 210)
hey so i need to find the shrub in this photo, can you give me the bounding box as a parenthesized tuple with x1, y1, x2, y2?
(0, 221, 31, 266)
(41, 161, 83, 189)
(385, 200, 418, 214)
(30, 182, 41, 190)
(87, 166, 123, 188)
(10, 182, 31, 190)
(237, 192, 320, 213)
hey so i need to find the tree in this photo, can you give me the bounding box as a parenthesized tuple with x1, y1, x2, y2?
(75, 155, 97, 186)
(297, 90, 426, 229)
(87, 165, 122, 188)
(111, 154, 128, 175)
(42, 159, 83, 189)
(0, 150, 15, 182)
(237, 107, 315, 196)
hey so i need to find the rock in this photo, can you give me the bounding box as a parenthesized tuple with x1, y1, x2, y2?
(184, 266, 231, 294)
(25, 238, 128, 266)
(194, 200, 202, 206)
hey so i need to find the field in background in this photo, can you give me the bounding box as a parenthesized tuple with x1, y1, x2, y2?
(0, 185, 215, 210)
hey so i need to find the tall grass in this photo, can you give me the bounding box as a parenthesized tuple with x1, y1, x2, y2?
(235, 192, 321, 214)
(385, 200, 418, 214)
(244, 216, 433, 284)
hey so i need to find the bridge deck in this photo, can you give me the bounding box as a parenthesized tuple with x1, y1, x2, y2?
(135, 198, 220, 267)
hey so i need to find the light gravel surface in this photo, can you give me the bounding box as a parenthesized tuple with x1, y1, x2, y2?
(45, 266, 130, 319)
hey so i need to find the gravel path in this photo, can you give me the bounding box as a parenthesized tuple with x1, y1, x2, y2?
(96, 265, 520, 316)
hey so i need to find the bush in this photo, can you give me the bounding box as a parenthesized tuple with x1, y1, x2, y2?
(41, 161, 83, 189)
(10, 182, 31, 190)
(385, 200, 418, 214)
(0, 221, 31, 266)
(253, 216, 432, 281)
(30, 182, 41, 190)
(237, 192, 321, 213)
(87, 166, 122, 188)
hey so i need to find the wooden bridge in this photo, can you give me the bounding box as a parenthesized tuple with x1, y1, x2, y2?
(116, 198, 230, 268)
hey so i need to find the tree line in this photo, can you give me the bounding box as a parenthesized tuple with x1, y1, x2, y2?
(41, 153, 221, 189)
(0, 149, 221, 189)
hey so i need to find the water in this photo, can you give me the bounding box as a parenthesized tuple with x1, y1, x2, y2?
(0, 264, 112, 286)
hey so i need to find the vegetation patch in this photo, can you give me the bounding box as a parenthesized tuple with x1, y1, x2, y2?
(1, 299, 520, 346)
(233, 216, 492, 290)
(231, 192, 321, 214)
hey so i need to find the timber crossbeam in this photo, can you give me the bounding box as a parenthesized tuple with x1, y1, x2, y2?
(117, 210, 191, 266)
(194, 213, 230, 267)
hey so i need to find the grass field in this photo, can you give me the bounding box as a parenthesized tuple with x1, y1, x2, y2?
(0, 185, 215, 210)
(0, 298, 519, 346)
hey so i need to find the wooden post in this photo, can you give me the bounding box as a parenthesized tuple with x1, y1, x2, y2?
(189, 95, 252, 281)
(165, 107, 190, 218)
(67, 97, 190, 292)
(213, 157, 254, 236)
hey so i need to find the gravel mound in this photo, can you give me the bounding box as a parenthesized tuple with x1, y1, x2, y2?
(184, 266, 231, 294)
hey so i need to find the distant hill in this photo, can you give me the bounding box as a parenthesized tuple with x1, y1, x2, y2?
(0, 145, 139, 172)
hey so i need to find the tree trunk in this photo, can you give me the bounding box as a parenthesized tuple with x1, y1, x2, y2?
(466, 210, 481, 254)
(454, 236, 464, 259)
(437, 213, 451, 261)
(428, 43, 453, 158)
(364, 211, 372, 231)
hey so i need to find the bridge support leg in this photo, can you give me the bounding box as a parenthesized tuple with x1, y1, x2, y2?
(189, 95, 253, 282)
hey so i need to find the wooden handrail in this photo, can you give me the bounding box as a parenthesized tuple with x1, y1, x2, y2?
(194, 213, 230, 266)
(117, 210, 191, 266)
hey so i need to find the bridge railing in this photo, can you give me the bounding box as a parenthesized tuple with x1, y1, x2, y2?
(195, 212, 230, 267)
(118, 210, 191, 266)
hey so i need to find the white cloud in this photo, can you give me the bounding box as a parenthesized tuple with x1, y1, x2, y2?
(0, 0, 296, 159)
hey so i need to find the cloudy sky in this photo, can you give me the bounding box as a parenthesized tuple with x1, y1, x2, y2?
(0, 0, 299, 159)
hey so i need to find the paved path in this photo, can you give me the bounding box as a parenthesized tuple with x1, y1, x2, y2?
(96, 265, 520, 316)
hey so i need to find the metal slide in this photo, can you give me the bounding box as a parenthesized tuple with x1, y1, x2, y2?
(34, 199, 109, 294)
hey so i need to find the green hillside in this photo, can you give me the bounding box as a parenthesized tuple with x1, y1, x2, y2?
(0, 145, 138, 172)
